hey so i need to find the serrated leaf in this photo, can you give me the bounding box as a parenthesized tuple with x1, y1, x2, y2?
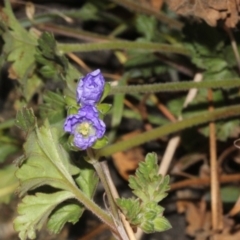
(37, 32, 56, 59)
(15, 108, 36, 132)
(14, 191, 75, 240)
(129, 153, 170, 202)
(140, 202, 171, 233)
(0, 2, 44, 102)
(117, 152, 171, 233)
(1, 1, 38, 78)
(116, 198, 141, 225)
(153, 216, 171, 232)
(15, 121, 78, 195)
(36, 32, 68, 80)
(47, 202, 83, 234)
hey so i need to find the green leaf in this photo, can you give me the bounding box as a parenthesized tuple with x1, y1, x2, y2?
(37, 32, 56, 59)
(92, 136, 108, 149)
(15, 108, 36, 132)
(36, 32, 69, 81)
(15, 121, 78, 195)
(153, 216, 172, 232)
(117, 152, 171, 233)
(75, 160, 98, 198)
(40, 91, 66, 124)
(0, 165, 18, 203)
(129, 153, 170, 202)
(14, 191, 75, 240)
(97, 103, 112, 115)
(0, 1, 42, 101)
(47, 202, 83, 234)
(136, 15, 157, 41)
(100, 82, 111, 102)
(116, 198, 141, 225)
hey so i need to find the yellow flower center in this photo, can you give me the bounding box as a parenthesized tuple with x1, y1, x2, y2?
(77, 122, 91, 136)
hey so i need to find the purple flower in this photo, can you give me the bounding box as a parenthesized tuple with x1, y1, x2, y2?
(64, 105, 106, 150)
(77, 69, 105, 105)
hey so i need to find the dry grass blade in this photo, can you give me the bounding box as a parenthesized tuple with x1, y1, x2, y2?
(208, 89, 223, 234)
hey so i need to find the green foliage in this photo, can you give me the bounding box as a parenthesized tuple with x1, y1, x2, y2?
(0, 1, 41, 101)
(0, 165, 18, 203)
(136, 14, 157, 41)
(40, 91, 66, 124)
(15, 120, 79, 196)
(100, 82, 111, 102)
(14, 112, 103, 239)
(14, 191, 77, 240)
(15, 108, 36, 132)
(3, 0, 240, 238)
(129, 153, 170, 202)
(74, 160, 98, 198)
(116, 153, 171, 233)
(92, 135, 108, 149)
(35, 32, 68, 80)
(97, 103, 112, 115)
(47, 203, 82, 234)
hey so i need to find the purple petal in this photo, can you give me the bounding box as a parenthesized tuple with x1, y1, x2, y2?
(76, 69, 105, 105)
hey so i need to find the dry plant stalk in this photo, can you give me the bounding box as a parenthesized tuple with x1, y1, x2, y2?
(208, 89, 223, 235)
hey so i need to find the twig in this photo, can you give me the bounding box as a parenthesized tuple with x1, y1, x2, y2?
(224, 26, 240, 73)
(170, 173, 240, 191)
(208, 89, 223, 234)
(101, 161, 136, 240)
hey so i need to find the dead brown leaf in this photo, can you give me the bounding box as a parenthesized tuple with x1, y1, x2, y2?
(166, 0, 240, 27)
(149, 0, 164, 9)
(112, 130, 145, 180)
(177, 200, 210, 237)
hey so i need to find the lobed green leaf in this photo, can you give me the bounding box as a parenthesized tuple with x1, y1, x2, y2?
(14, 191, 75, 240)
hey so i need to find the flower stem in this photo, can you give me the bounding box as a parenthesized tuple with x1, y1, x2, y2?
(87, 149, 130, 240)
(87, 149, 120, 221)
(69, 183, 117, 233)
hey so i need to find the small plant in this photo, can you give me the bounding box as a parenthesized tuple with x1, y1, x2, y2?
(13, 70, 171, 240)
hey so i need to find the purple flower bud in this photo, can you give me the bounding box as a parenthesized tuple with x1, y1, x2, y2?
(77, 69, 105, 105)
(64, 105, 106, 150)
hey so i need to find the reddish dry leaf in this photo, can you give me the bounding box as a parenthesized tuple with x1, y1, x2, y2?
(150, 0, 164, 9)
(215, 232, 240, 240)
(177, 200, 210, 237)
(112, 130, 145, 180)
(166, 0, 240, 27)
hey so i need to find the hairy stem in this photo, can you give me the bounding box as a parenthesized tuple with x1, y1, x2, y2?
(58, 41, 189, 55)
(109, 79, 240, 95)
(87, 149, 128, 239)
(97, 104, 240, 157)
(69, 183, 117, 233)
